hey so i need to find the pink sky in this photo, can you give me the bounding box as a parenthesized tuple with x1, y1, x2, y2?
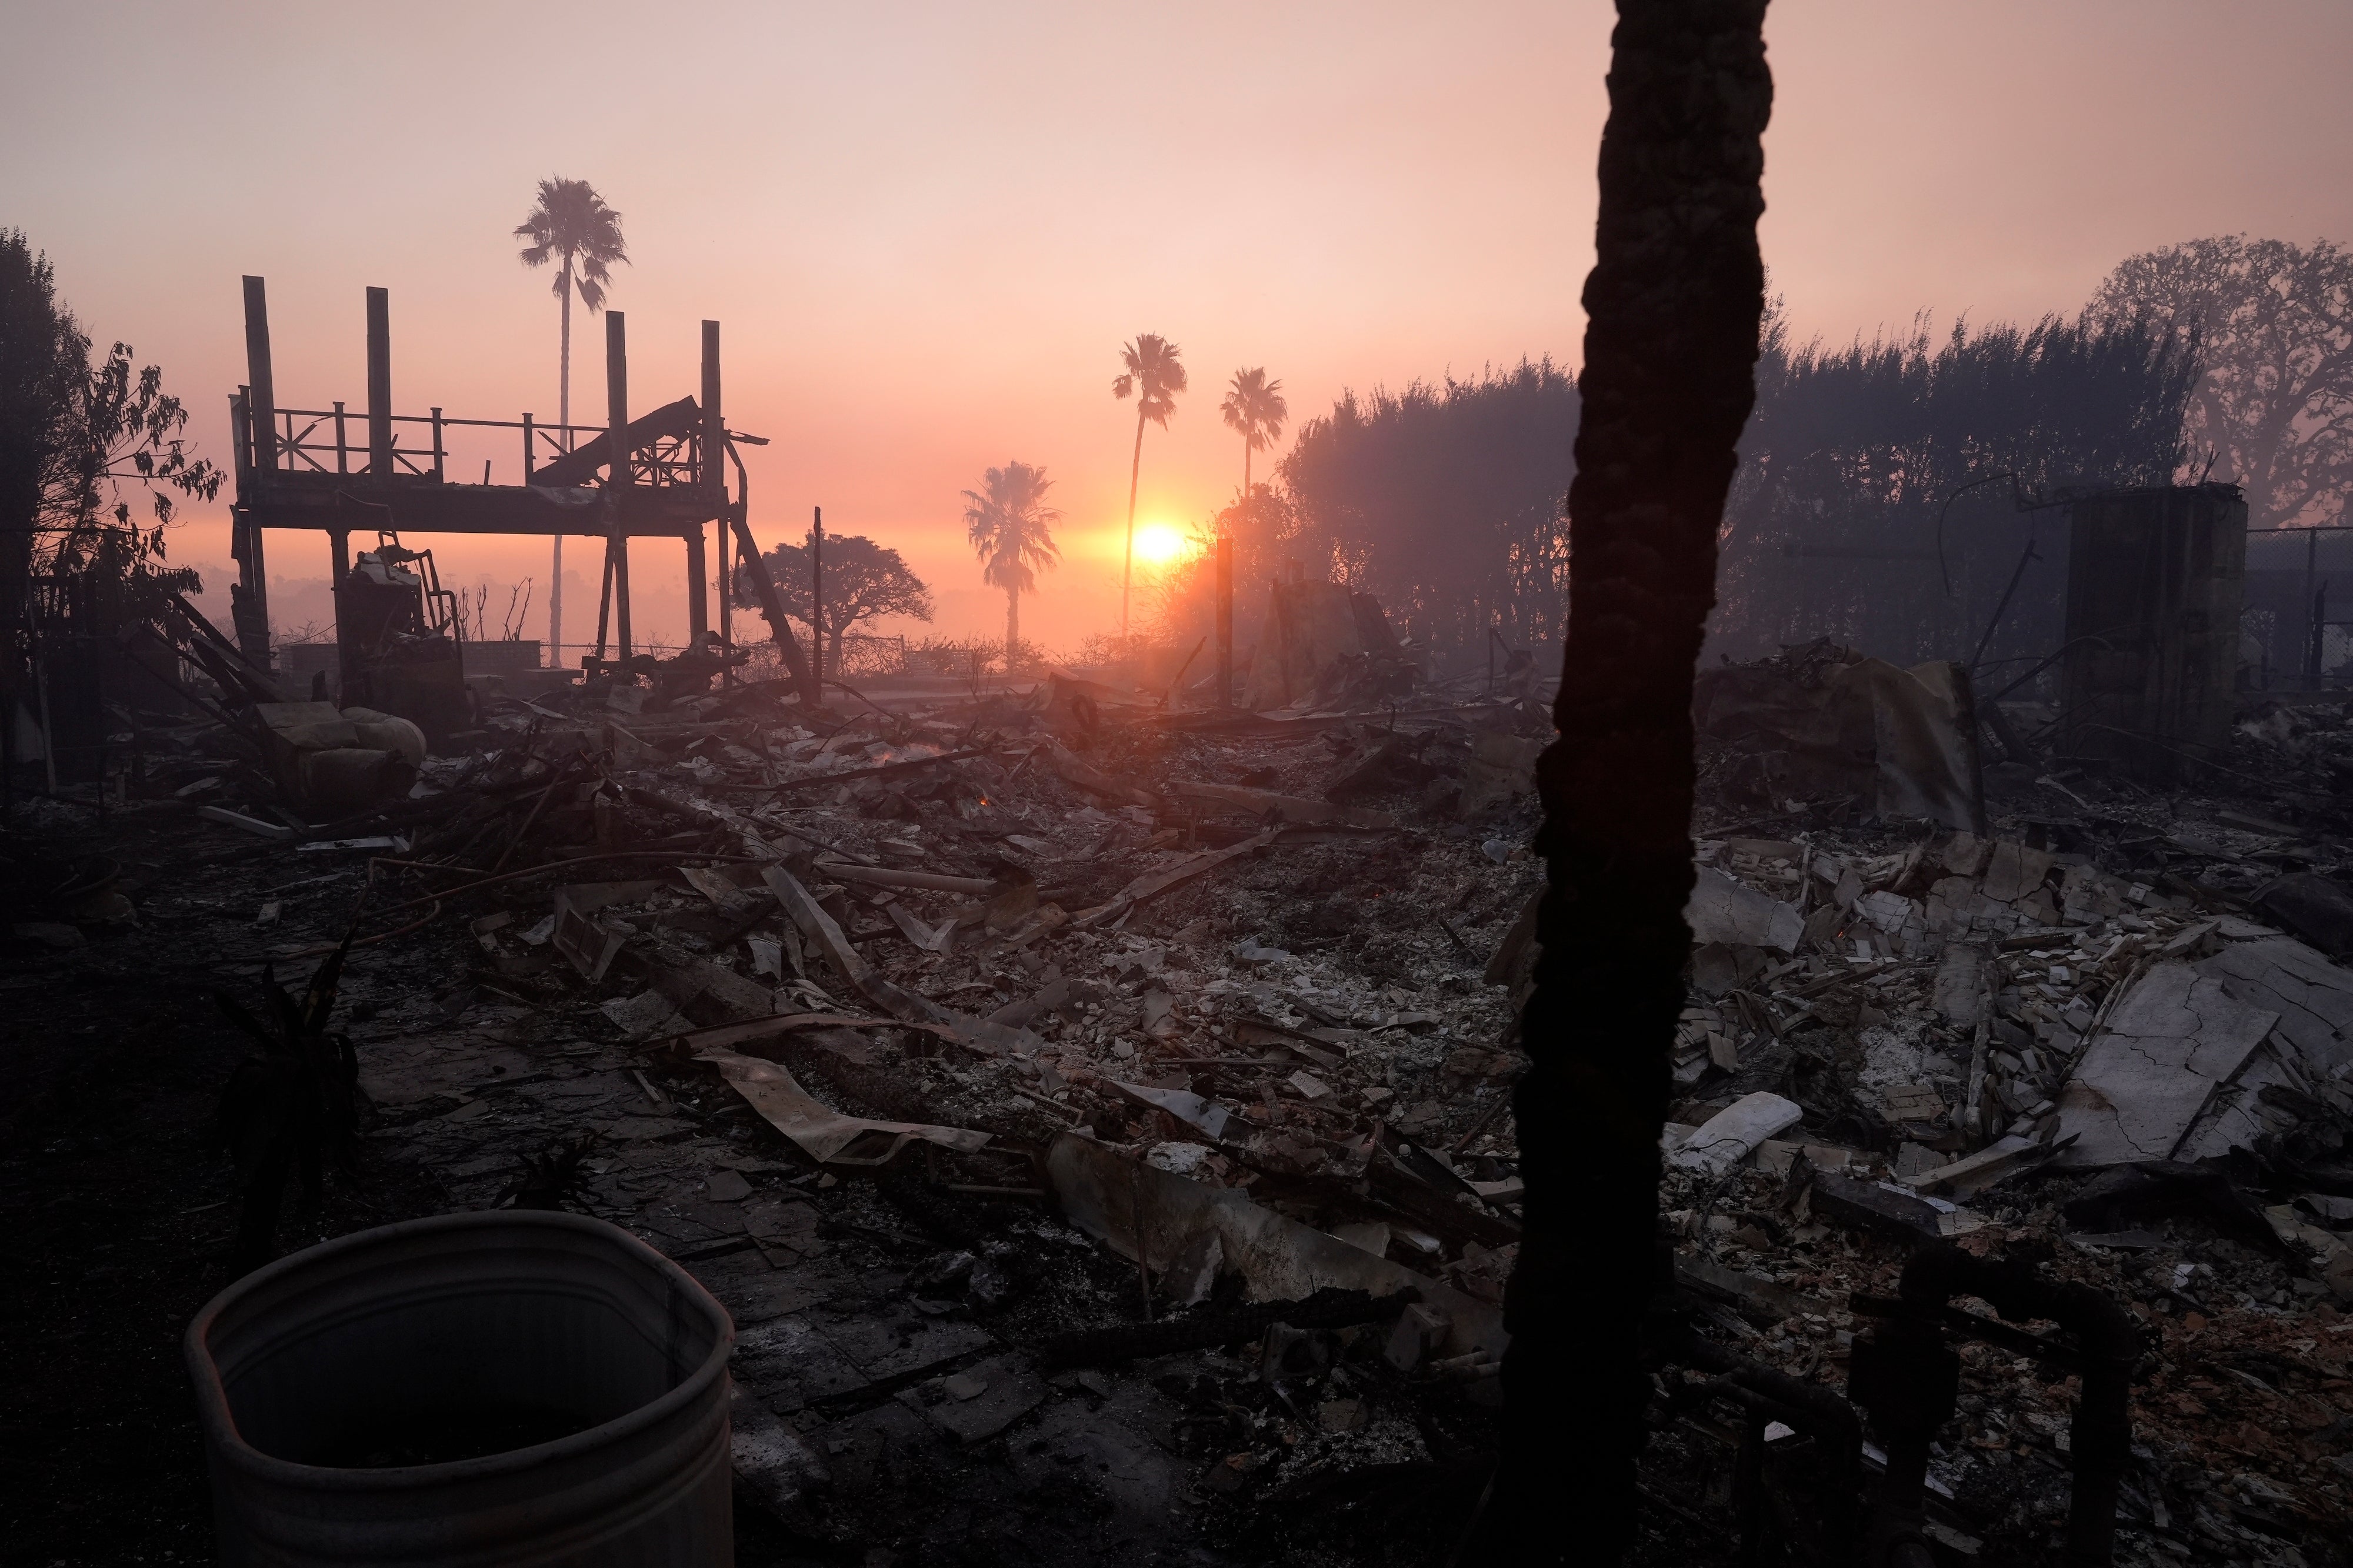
(6, 1, 2350, 656)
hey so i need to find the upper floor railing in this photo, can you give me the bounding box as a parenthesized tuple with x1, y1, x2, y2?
(233, 396, 711, 491)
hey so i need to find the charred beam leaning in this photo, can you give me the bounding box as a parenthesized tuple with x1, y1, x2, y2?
(234, 277, 276, 664)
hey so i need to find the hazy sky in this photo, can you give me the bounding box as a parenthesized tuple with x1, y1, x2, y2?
(6, 1, 2351, 653)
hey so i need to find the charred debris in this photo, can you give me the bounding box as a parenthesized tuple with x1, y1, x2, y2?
(14, 551, 2353, 1564)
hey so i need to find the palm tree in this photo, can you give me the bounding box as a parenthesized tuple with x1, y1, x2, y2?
(514, 176, 626, 669)
(1476, 2, 1771, 1559)
(962, 461, 1062, 660)
(1111, 333, 1186, 639)
(1219, 367, 1288, 498)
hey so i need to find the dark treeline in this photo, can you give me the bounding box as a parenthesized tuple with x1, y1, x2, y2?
(1277, 359, 1579, 653)
(1181, 306, 2194, 678)
(1156, 361, 1577, 659)
(1712, 306, 2197, 669)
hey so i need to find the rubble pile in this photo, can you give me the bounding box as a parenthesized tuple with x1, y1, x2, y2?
(20, 643, 2353, 1564)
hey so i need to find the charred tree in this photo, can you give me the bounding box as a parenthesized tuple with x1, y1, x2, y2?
(1487, 2, 1771, 1562)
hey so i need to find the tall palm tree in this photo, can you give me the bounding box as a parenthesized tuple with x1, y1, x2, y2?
(1218, 367, 1287, 499)
(962, 461, 1062, 659)
(1111, 333, 1185, 639)
(514, 176, 626, 669)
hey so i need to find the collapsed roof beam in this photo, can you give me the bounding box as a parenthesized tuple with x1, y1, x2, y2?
(530, 395, 704, 489)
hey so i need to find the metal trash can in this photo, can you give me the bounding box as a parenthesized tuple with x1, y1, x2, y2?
(186, 1210, 735, 1566)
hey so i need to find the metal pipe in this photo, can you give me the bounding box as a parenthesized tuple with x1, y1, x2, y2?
(1674, 1330, 1862, 1564)
(1858, 1245, 2141, 1568)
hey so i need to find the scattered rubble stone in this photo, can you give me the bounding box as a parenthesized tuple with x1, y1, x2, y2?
(22, 636, 2353, 1563)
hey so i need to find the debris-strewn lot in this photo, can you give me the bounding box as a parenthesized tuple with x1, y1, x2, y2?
(11, 649, 2353, 1566)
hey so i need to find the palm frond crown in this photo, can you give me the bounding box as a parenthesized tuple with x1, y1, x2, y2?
(514, 176, 628, 309)
(1221, 366, 1288, 453)
(1112, 333, 1188, 426)
(963, 461, 1063, 598)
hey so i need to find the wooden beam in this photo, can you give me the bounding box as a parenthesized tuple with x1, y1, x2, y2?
(241, 276, 276, 471)
(243, 475, 715, 538)
(701, 319, 722, 649)
(606, 311, 631, 663)
(366, 286, 392, 479)
(595, 539, 615, 660)
(685, 527, 708, 640)
(234, 282, 275, 667)
(730, 513, 821, 706)
(614, 534, 632, 660)
(526, 395, 702, 488)
(701, 320, 724, 502)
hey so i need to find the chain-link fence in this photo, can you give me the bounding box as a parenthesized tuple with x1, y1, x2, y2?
(2244, 526, 2353, 688)
(830, 633, 906, 678)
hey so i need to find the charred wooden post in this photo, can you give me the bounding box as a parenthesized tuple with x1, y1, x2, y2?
(1485, 2, 1772, 1561)
(605, 311, 632, 662)
(692, 320, 723, 643)
(594, 546, 615, 662)
(685, 529, 708, 643)
(365, 287, 392, 479)
(613, 544, 633, 662)
(242, 277, 277, 472)
(729, 516, 822, 706)
(716, 529, 732, 666)
(235, 279, 278, 665)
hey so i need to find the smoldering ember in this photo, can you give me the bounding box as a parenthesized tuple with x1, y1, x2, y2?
(12, 8, 2353, 1568)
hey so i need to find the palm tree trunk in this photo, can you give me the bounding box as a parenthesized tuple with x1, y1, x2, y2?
(549, 266, 571, 671)
(1243, 439, 1252, 499)
(1006, 586, 1019, 663)
(1480, 2, 1770, 1562)
(1122, 406, 1146, 640)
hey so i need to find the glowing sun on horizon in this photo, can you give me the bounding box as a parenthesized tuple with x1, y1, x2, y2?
(1132, 523, 1189, 566)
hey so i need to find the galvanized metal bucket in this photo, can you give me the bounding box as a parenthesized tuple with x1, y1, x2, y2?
(186, 1210, 734, 1566)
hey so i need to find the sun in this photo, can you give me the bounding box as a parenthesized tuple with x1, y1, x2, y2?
(1132, 523, 1189, 566)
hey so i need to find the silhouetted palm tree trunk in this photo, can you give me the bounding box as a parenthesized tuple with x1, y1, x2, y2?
(1122, 406, 1145, 638)
(1005, 586, 1019, 659)
(551, 265, 572, 668)
(1482, 3, 1771, 1562)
